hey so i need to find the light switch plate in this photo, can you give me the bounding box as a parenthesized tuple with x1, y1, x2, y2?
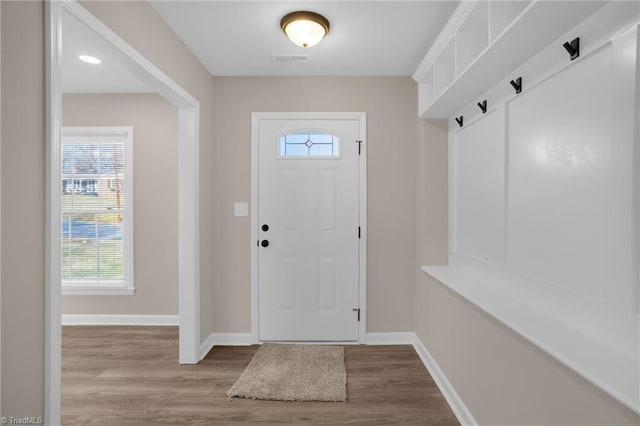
(234, 202, 249, 217)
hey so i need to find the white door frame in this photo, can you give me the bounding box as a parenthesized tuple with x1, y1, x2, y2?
(45, 1, 201, 423)
(250, 112, 367, 344)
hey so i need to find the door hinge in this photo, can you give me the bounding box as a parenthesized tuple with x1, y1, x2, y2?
(358, 226, 361, 239)
(356, 140, 363, 155)
(352, 308, 360, 321)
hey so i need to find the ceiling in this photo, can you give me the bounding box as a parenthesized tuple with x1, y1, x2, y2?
(62, 10, 151, 94)
(61, 1, 459, 93)
(150, 1, 459, 76)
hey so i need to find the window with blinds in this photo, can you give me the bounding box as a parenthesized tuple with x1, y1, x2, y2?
(61, 127, 134, 295)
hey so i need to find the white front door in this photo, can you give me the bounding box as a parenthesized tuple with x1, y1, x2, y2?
(257, 116, 363, 341)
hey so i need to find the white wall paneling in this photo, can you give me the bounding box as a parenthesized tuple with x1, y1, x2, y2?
(424, 3, 640, 414)
(506, 36, 636, 309)
(451, 109, 505, 265)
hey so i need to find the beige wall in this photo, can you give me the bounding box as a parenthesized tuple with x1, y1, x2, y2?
(62, 93, 178, 315)
(413, 119, 640, 425)
(80, 0, 217, 341)
(1, 1, 45, 417)
(80, 5, 420, 337)
(210, 76, 418, 333)
(1, 0, 214, 417)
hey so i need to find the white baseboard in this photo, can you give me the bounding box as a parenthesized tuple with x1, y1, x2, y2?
(199, 333, 217, 360)
(61, 314, 179, 326)
(365, 332, 415, 345)
(211, 333, 254, 346)
(411, 333, 477, 426)
(199, 332, 254, 360)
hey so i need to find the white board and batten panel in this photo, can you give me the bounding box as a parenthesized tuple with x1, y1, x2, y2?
(451, 109, 505, 266)
(507, 33, 637, 309)
(432, 3, 640, 414)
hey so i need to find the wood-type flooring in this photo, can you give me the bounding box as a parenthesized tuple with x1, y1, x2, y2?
(62, 326, 459, 425)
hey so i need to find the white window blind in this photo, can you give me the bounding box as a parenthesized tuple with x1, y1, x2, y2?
(61, 127, 134, 295)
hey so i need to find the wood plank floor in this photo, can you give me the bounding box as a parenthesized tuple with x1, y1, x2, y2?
(62, 326, 459, 425)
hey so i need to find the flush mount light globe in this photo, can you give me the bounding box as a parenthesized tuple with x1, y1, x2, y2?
(280, 11, 330, 48)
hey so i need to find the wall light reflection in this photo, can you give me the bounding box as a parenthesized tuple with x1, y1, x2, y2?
(533, 138, 593, 168)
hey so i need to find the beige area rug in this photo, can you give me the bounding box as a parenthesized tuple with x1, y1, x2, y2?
(227, 343, 347, 402)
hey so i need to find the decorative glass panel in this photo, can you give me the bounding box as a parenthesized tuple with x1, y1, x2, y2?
(279, 131, 340, 158)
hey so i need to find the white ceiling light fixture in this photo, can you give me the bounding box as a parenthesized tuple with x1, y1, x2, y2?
(78, 54, 101, 65)
(280, 11, 330, 48)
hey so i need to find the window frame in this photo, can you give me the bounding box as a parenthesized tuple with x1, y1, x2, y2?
(61, 126, 135, 296)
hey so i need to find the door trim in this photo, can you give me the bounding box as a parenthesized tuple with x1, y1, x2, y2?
(250, 112, 367, 344)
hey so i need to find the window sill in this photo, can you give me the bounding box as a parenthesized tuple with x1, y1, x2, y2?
(62, 285, 135, 296)
(421, 263, 639, 415)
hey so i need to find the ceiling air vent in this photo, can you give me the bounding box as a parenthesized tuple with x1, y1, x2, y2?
(272, 54, 308, 64)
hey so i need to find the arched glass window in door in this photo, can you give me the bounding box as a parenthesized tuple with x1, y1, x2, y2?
(279, 131, 340, 158)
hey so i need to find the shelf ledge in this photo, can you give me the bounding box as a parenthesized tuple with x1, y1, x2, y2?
(421, 264, 640, 414)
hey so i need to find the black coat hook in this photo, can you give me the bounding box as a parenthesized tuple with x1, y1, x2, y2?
(510, 77, 522, 94)
(455, 116, 463, 128)
(477, 100, 487, 114)
(563, 37, 580, 61)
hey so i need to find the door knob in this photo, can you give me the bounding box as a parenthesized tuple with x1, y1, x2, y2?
(261, 240, 270, 248)
(262, 224, 269, 232)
